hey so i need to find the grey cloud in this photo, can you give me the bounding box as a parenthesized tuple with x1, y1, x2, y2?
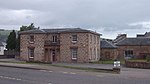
(0, 0, 150, 39)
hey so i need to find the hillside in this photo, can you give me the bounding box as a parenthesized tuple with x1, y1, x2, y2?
(0, 29, 12, 42)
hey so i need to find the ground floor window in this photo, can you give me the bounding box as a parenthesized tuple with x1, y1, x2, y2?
(71, 48, 77, 60)
(124, 50, 133, 58)
(28, 48, 34, 58)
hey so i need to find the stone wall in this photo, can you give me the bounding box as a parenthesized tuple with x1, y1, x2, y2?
(20, 32, 100, 63)
(60, 32, 100, 63)
(20, 34, 45, 62)
(117, 45, 150, 59)
(60, 33, 89, 63)
(101, 48, 117, 60)
(125, 60, 150, 69)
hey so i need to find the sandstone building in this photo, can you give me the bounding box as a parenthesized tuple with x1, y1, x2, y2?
(100, 40, 117, 60)
(19, 28, 100, 63)
(115, 33, 150, 59)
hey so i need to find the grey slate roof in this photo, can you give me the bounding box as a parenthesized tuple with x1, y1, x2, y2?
(116, 38, 150, 46)
(19, 28, 100, 35)
(100, 40, 117, 49)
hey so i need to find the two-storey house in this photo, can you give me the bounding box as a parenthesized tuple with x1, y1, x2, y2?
(19, 28, 101, 63)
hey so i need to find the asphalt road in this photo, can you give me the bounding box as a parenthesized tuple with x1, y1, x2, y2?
(0, 66, 150, 84)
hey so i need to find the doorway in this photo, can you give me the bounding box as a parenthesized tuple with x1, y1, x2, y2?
(52, 49, 56, 61)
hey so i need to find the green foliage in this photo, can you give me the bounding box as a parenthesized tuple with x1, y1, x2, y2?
(6, 30, 17, 50)
(0, 30, 12, 42)
(16, 23, 39, 51)
(128, 59, 147, 62)
(20, 23, 36, 31)
(146, 56, 150, 62)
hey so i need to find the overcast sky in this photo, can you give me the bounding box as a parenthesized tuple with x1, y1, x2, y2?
(0, 0, 150, 39)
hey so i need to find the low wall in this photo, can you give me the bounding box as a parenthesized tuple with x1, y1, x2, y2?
(0, 55, 15, 59)
(125, 61, 150, 69)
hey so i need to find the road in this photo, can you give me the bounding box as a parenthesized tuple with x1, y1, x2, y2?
(0, 66, 150, 84)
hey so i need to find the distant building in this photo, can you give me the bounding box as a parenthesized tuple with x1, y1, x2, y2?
(0, 41, 6, 55)
(137, 32, 150, 38)
(100, 40, 117, 60)
(19, 28, 101, 63)
(116, 37, 150, 59)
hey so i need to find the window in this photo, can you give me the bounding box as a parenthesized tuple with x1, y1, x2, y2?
(71, 48, 77, 60)
(29, 35, 34, 42)
(90, 35, 92, 43)
(124, 50, 133, 57)
(72, 35, 77, 42)
(28, 48, 34, 58)
(97, 37, 99, 44)
(94, 35, 96, 44)
(52, 35, 57, 42)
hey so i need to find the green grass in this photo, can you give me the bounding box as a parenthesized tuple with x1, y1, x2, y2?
(91, 60, 125, 64)
(128, 59, 147, 62)
(51, 64, 118, 73)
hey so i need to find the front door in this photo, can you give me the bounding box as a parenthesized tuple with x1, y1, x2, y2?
(52, 50, 56, 61)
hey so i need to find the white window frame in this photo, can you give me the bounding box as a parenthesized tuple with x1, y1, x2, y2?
(52, 35, 57, 43)
(124, 50, 133, 57)
(71, 48, 77, 60)
(72, 35, 77, 43)
(29, 35, 34, 43)
(28, 48, 34, 58)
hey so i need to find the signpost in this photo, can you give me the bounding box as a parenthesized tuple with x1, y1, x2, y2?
(113, 61, 121, 73)
(114, 61, 120, 68)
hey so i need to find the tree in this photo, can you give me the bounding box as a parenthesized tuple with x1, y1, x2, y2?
(16, 23, 39, 51)
(6, 30, 16, 50)
(20, 23, 37, 31)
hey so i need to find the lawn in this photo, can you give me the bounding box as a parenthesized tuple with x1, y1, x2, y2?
(91, 60, 125, 64)
(128, 59, 147, 62)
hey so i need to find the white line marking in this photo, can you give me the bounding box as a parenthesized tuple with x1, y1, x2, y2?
(70, 72, 76, 75)
(0, 75, 22, 81)
(39, 70, 47, 72)
(48, 71, 53, 72)
(62, 72, 68, 74)
(16, 78, 21, 80)
(96, 75, 104, 77)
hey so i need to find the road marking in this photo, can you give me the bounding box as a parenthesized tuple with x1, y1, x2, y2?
(0, 75, 22, 81)
(48, 71, 53, 72)
(39, 70, 47, 72)
(16, 78, 22, 80)
(70, 72, 76, 75)
(48, 83, 52, 84)
(96, 75, 104, 77)
(62, 72, 68, 74)
(0, 76, 3, 78)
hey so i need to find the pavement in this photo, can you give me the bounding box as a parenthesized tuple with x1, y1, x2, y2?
(0, 58, 118, 73)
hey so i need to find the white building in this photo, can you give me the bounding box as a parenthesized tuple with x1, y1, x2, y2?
(0, 41, 6, 55)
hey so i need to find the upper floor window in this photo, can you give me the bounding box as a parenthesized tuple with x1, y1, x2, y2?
(90, 35, 92, 43)
(29, 35, 34, 42)
(72, 35, 77, 42)
(52, 35, 57, 43)
(94, 35, 96, 44)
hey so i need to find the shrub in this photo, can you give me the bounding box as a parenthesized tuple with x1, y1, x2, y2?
(146, 55, 150, 62)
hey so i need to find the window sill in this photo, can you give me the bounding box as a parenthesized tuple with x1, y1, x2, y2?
(72, 58, 77, 60)
(29, 41, 34, 44)
(72, 41, 77, 43)
(29, 57, 34, 59)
